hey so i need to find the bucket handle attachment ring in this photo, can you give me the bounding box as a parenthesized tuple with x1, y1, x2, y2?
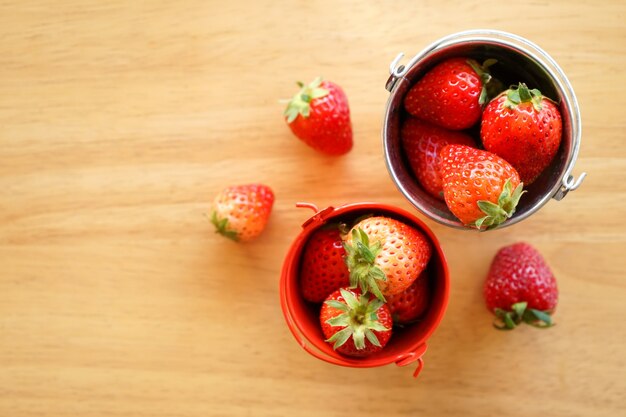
(389, 52, 408, 77)
(553, 172, 587, 201)
(386, 53, 408, 92)
(564, 172, 587, 192)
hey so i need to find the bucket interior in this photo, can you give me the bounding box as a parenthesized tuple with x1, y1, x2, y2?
(384, 40, 575, 227)
(285, 206, 448, 365)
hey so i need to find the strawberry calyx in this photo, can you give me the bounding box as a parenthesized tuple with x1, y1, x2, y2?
(502, 82, 544, 111)
(467, 58, 498, 105)
(210, 211, 239, 241)
(284, 77, 329, 123)
(473, 178, 525, 230)
(324, 288, 390, 350)
(343, 228, 387, 301)
(493, 301, 554, 330)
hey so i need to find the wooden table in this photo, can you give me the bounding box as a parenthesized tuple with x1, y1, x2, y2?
(1, 1, 624, 416)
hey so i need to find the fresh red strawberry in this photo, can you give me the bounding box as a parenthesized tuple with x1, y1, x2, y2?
(439, 145, 524, 229)
(210, 184, 274, 242)
(284, 77, 352, 155)
(401, 117, 476, 199)
(343, 216, 431, 300)
(386, 271, 430, 324)
(320, 287, 392, 357)
(481, 83, 563, 185)
(300, 226, 350, 303)
(404, 58, 496, 130)
(484, 242, 558, 330)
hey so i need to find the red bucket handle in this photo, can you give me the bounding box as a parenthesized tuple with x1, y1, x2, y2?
(395, 344, 428, 378)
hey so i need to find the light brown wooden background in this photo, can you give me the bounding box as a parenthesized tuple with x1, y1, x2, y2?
(1, 1, 625, 416)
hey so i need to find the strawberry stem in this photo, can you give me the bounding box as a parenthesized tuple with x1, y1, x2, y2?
(502, 82, 544, 111)
(210, 211, 239, 241)
(283, 77, 329, 123)
(493, 301, 554, 330)
(325, 289, 389, 350)
(467, 59, 499, 106)
(343, 228, 387, 302)
(473, 179, 525, 230)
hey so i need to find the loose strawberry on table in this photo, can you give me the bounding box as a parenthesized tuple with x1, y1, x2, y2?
(320, 288, 392, 357)
(343, 216, 431, 301)
(284, 77, 353, 155)
(210, 184, 274, 242)
(300, 226, 350, 303)
(481, 83, 562, 185)
(404, 58, 496, 130)
(439, 144, 524, 230)
(386, 271, 430, 325)
(484, 242, 558, 330)
(401, 117, 475, 199)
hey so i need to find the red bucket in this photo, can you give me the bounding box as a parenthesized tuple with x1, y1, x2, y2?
(280, 202, 450, 377)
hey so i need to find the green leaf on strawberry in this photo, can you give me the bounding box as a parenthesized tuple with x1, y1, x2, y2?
(493, 301, 554, 330)
(502, 82, 544, 111)
(324, 288, 389, 350)
(210, 211, 239, 241)
(473, 178, 525, 230)
(466, 58, 498, 106)
(343, 228, 387, 302)
(284, 77, 329, 123)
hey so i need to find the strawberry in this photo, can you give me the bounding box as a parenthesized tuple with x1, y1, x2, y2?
(404, 58, 496, 130)
(481, 83, 563, 185)
(320, 287, 392, 357)
(284, 77, 352, 155)
(484, 242, 558, 330)
(300, 226, 350, 303)
(401, 117, 476, 199)
(210, 184, 274, 242)
(386, 271, 430, 324)
(439, 145, 524, 229)
(343, 216, 431, 300)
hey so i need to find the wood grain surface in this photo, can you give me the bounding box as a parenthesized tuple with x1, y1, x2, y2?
(1, 1, 625, 416)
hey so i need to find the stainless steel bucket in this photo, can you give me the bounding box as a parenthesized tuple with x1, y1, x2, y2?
(382, 30, 586, 230)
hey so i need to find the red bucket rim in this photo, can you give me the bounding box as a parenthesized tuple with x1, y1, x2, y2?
(279, 202, 450, 374)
